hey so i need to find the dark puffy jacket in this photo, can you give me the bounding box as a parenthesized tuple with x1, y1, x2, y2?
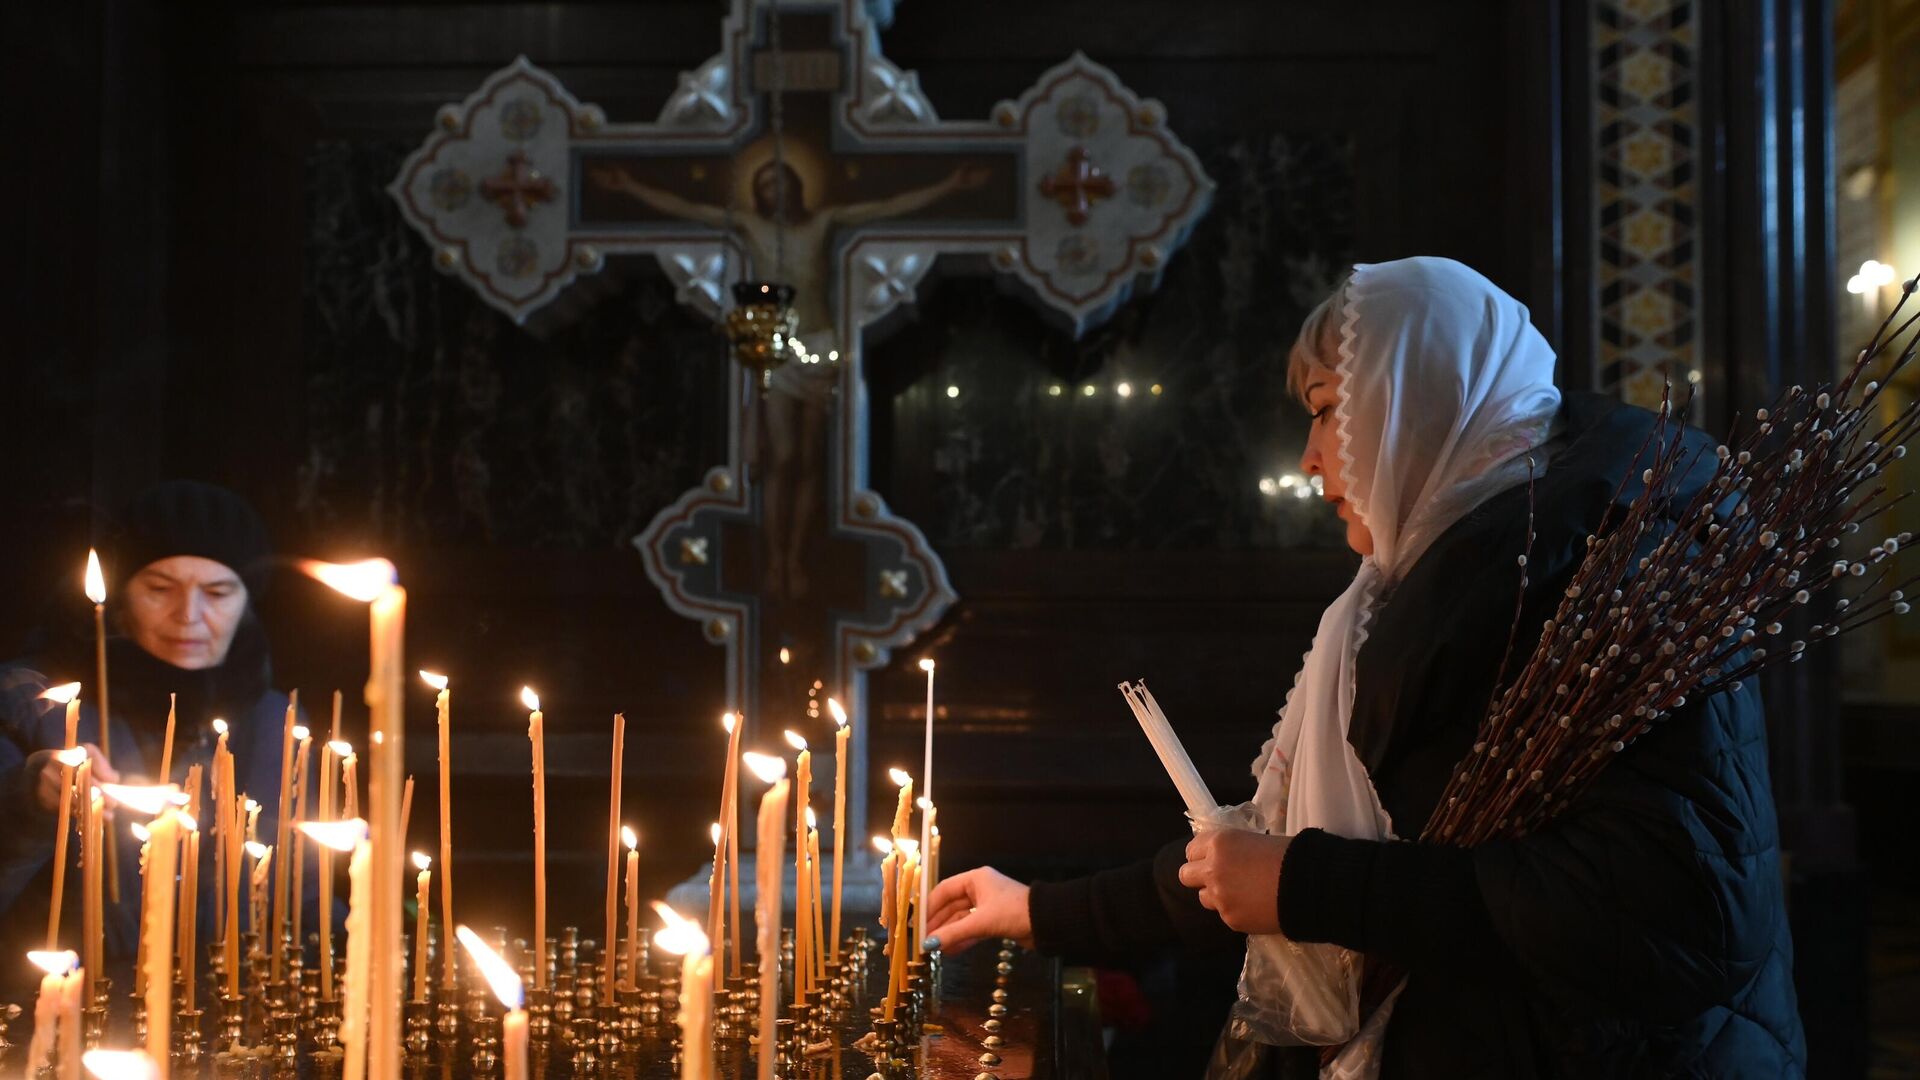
(1028, 393, 1807, 1077)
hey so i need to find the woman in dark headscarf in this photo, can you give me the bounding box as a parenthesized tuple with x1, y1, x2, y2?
(0, 480, 308, 997)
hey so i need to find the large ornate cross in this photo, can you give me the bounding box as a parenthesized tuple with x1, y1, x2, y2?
(389, 0, 1211, 846)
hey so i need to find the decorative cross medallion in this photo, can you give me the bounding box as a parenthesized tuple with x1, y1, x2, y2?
(389, 0, 1212, 842)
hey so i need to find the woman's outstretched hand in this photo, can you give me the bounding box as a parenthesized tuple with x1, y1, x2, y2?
(923, 867, 1033, 955)
(1179, 830, 1292, 935)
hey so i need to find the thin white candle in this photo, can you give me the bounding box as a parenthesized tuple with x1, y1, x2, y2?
(457, 925, 526, 1080)
(651, 902, 712, 1080)
(302, 819, 370, 1080)
(917, 659, 936, 950)
(302, 557, 406, 1080)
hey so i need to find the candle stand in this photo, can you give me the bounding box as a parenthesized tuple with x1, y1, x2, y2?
(0, 1002, 18, 1073)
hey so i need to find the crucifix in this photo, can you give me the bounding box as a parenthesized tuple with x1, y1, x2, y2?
(388, 0, 1212, 877)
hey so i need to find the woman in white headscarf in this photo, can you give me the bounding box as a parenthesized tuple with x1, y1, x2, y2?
(928, 258, 1804, 1077)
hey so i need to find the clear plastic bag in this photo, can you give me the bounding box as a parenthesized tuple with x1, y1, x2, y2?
(1195, 803, 1362, 1049)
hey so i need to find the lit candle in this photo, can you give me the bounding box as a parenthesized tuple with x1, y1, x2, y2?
(216, 731, 240, 998)
(271, 694, 297, 983)
(827, 698, 848, 962)
(420, 671, 456, 989)
(709, 713, 741, 983)
(917, 659, 936, 953)
(210, 718, 228, 961)
(783, 731, 811, 1006)
(521, 686, 546, 991)
(301, 557, 406, 1080)
(302, 819, 370, 1080)
(457, 925, 526, 1080)
(603, 712, 625, 999)
(883, 839, 919, 1023)
(41, 685, 82, 950)
(245, 798, 261, 845)
(410, 853, 431, 1002)
(27, 949, 80, 1080)
(142, 808, 181, 1077)
(85, 550, 119, 905)
(806, 809, 824, 982)
(742, 751, 789, 1080)
(341, 753, 358, 821)
(889, 768, 913, 845)
(80, 1049, 161, 1080)
(246, 843, 272, 951)
(651, 902, 712, 1080)
(622, 827, 640, 989)
(132, 824, 150, 997)
(290, 727, 313, 956)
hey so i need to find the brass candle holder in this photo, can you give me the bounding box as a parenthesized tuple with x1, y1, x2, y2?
(469, 1014, 499, 1073)
(173, 1008, 206, 1069)
(524, 987, 552, 1043)
(403, 1000, 431, 1057)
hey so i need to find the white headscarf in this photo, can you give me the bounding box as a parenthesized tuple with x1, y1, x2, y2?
(1253, 257, 1561, 841)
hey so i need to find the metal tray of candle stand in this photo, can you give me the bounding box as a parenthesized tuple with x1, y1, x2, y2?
(71, 938, 1107, 1079)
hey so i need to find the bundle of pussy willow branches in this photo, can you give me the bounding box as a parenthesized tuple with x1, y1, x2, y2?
(1421, 285, 1920, 848)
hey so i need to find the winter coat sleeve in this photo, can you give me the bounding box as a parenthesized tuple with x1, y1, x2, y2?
(1028, 837, 1244, 965)
(1280, 681, 1775, 1023)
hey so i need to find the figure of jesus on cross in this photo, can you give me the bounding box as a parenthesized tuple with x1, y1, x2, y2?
(588, 157, 990, 600)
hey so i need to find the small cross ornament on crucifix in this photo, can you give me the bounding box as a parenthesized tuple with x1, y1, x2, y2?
(389, 0, 1212, 854)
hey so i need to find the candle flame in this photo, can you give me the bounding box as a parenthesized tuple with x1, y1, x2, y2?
(721, 712, 736, 734)
(897, 838, 920, 858)
(82, 1050, 160, 1080)
(28, 949, 79, 975)
(84, 550, 107, 605)
(298, 818, 369, 852)
(806, 806, 818, 829)
(245, 841, 269, 860)
(778, 648, 791, 665)
(650, 901, 711, 957)
(456, 925, 524, 1009)
(212, 718, 228, 736)
(412, 851, 432, 871)
(784, 729, 807, 752)
(623, 825, 639, 851)
(243, 798, 261, 814)
(419, 670, 448, 691)
(54, 746, 88, 768)
(39, 682, 82, 704)
(932, 825, 940, 837)
(520, 686, 540, 713)
(916, 796, 933, 811)
(293, 725, 310, 742)
(872, 836, 893, 855)
(327, 740, 352, 758)
(889, 768, 912, 788)
(741, 751, 786, 785)
(918, 659, 935, 673)
(130, 822, 149, 843)
(98, 784, 185, 816)
(709, 822, 722, 846)
(177, 813, 198, 833)
(827, 698, 847, 728)
(299, 558, 398, 602)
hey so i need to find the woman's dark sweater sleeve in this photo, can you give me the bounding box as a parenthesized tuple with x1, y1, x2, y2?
(1277, 827, 1513, 983)
(1027, 837, 1243, 965)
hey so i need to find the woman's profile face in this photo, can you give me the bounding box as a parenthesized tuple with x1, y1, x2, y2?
(119, 556, 250, 670)
(1298, 370, 1375, 556)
